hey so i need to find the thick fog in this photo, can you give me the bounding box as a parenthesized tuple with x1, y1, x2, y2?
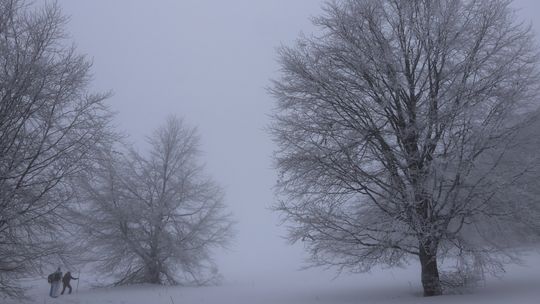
(53, 0, 540, 284)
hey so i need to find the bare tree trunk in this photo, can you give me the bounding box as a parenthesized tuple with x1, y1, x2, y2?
(146, 262, 161, 284)
(419, 245, 442, 297)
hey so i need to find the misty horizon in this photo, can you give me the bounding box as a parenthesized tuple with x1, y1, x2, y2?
(2, 0, 540, 303)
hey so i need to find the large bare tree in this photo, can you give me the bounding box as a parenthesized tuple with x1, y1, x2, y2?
(0, 0, 112, 297)
(270, 0, 540, 296)
(75, 117, 233, 286)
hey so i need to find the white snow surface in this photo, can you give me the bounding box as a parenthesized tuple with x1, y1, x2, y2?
(7, 254, 540, 304)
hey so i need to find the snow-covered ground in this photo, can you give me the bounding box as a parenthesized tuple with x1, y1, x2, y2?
(8, 253, 540, 304)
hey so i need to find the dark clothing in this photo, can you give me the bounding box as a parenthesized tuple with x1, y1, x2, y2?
(62, 272, 77, 284)
(61, 272, 78, 295)
(49, 269, 62, 297)
(52, 271, 62, 282)
(61, 283, 72, 295)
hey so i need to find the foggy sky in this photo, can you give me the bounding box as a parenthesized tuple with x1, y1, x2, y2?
(53, 0, 540, 283)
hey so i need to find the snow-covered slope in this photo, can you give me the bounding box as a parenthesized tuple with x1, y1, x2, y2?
(7, 254, 540, 304)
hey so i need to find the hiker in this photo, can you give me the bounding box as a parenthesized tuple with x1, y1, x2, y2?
(48, 267, 63, 298)
(61, 271, 79, 295)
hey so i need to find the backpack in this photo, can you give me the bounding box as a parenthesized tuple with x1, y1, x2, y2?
(47, 273, 54, 283)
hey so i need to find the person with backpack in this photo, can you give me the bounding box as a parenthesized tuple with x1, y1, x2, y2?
(61, 271, 78, 295)
(48, 267, 62, 298)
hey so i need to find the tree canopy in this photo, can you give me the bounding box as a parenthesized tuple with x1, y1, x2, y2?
(271, 0, 540, 296)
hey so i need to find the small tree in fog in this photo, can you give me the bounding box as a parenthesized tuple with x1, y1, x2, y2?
(77, 117, 233, 286)
(0, 0, 111, 297)
(270, 0, 540, 296)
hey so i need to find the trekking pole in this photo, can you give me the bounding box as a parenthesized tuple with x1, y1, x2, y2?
(76, 270, 80, 293)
